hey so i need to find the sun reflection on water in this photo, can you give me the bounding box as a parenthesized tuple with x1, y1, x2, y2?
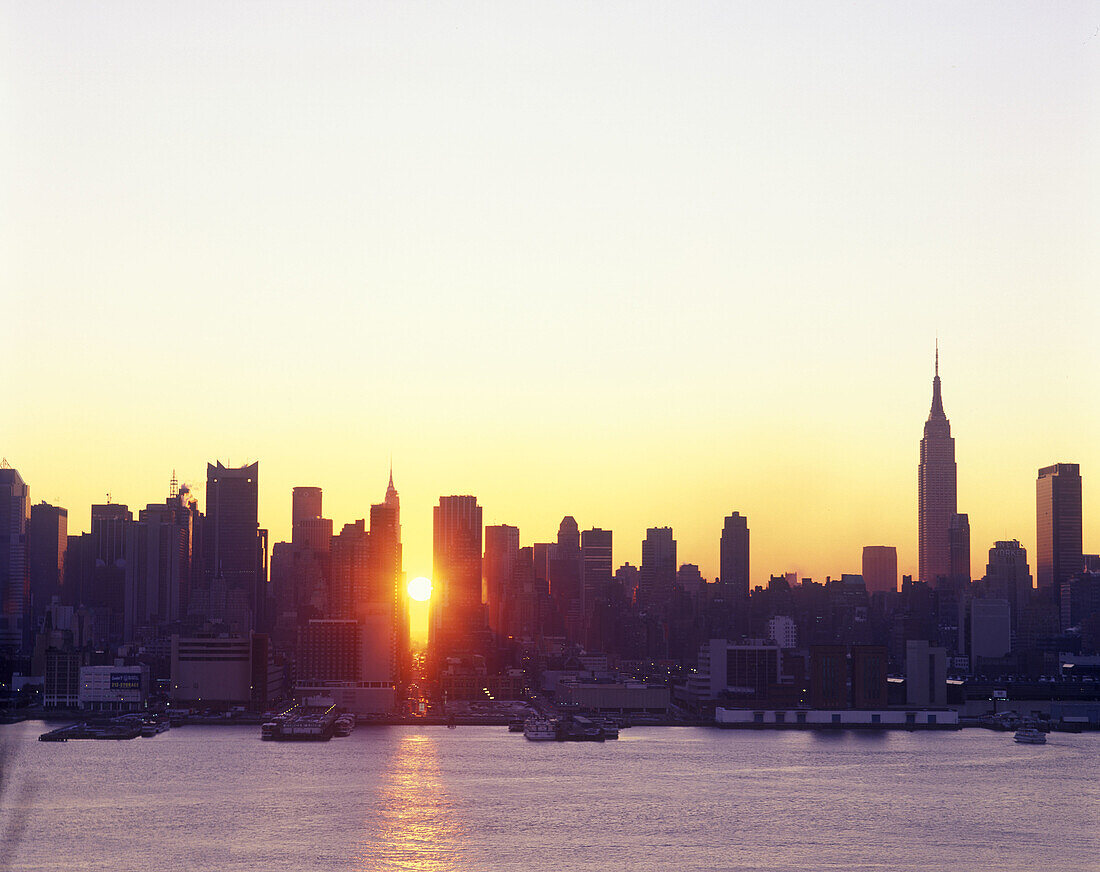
(355, 731, 466, 871)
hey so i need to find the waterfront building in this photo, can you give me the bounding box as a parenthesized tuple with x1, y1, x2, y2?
(861, 546, 898, 594)
(918, 347, 958, 585)
(78, 664, 149, 712)
(905, 639, 947, 707)
(170, 633, 279, 708)
(432, 496, 484, 656)
(684, 638, 787, 708)
(1036, 463, 1083, 595)
(555, 680, 670, 714)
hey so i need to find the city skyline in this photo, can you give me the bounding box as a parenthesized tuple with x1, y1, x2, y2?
(5, 356, 1095, 594)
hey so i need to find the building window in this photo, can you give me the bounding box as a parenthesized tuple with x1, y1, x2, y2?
(796, 712, 807, 724)
(831, 713, 841, 724)
(871, 714, 880, 724)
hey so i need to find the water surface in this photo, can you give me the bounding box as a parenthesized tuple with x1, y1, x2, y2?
(1, 722, 1097, 871)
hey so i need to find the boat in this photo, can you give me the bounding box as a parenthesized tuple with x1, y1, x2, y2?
(1014, 727, 1046, 745)
(333, 714, 355, 737)
(523, 717, 557, 741)
(259, 703, 338, 741)
(559, 715, 605, 742)
(508, 719, 525, 733)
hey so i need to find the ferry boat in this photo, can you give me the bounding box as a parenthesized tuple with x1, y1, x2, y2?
(1014, 727, 1047, 745)
(523, 717, 557, 741)
(259, 703, 338, 741)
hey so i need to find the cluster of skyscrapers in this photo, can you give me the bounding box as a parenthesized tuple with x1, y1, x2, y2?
(1, 350, 1096, 716)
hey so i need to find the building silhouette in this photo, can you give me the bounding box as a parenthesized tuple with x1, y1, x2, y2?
(0, 466, 30, 650)
(204, 461, 267, 631)
(948, 513, 971, 584)
(983, 539, 1032, 631)
(720, 512, 750, 599)
(1036, 463, 1083, 595)
(431, 495, 483, 656)
(484, 524, 520, 637)
(861, 546, 898, 594)
(29, 501, 67, 618)
(918, 347, 957, 585)
(581, 527, 612, 609)
(640, 527, 676, 609)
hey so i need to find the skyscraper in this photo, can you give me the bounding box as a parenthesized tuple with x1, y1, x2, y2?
(0, 466, 30, 650)
(581, 527, 613, 616)
(1036, 463, 1082, 594)
(639, 527, 676, 609)
(983, 539, 1032, 630)
(29, 502, 67, 616)
(205, 461, 266, 630)
(484, 524, 520, 636)
(369, 469, 404, 684)
(948, 513, 971, 584)
(918, 347, 957, 585)
(432, 495, 483, 655)
(291, 487, 323, 529)
(720, 512, 750, 599)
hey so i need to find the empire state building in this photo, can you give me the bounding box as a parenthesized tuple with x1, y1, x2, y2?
(918, 348, 957, 585)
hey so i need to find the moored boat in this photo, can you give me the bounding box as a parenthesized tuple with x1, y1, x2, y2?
(1014, 727, 1046, 745)
(523, 717, 557, 741)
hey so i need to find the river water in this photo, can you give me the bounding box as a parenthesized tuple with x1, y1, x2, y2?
(1, 722, 1097, 871)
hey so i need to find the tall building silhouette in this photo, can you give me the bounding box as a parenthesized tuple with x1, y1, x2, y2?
(29, 501, 67, 617)
(205, 461, 267, 630)
(369, 468, 404, 683)
(948, 513, 971, 584)
(1036, 463, 1082, 594)
(0, 466, 30, 650)
(983, 539, 1032, 630)
(484, 524, 520, 636)
(640, 527, 676, 609)
(918, 346, 957, 585)
(720, 512, 750, 599)
(431, 495, 483, 655)
(581, 528, 613, 617)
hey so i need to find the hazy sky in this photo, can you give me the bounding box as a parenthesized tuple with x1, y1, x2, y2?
(4, 2, 1098, 588)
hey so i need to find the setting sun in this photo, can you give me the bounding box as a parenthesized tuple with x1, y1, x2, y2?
(407, 576, 433, 602)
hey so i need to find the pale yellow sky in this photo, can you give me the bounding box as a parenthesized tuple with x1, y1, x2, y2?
(3, 2, 1098, 587)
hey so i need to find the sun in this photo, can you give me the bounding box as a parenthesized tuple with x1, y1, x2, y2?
(407, 576, 433, 602)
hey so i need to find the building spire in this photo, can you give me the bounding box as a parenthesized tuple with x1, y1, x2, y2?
(929, 342, 945, 419)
